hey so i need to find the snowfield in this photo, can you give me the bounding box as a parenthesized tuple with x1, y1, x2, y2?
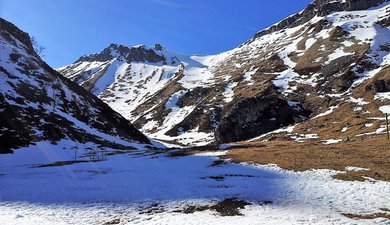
(0, 141, 389, 225)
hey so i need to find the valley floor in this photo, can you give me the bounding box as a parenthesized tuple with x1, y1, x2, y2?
(0, 140, 389, 225)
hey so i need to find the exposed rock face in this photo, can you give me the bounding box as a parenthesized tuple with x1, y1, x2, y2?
(0, 18, 150, 153)
(58, 0, 390, 146)
(216, 94, 310, 143)
(367, 79, 390, 92)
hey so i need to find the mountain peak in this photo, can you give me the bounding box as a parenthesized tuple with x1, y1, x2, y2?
(154, 43, 165, 51)
(75, 43, 167, 64)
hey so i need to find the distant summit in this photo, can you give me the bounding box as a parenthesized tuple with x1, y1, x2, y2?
(76, 43, 167, 64)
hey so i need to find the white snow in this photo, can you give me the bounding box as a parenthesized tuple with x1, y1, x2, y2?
(290, 133, 319, 142)
(1, 141, 389, 225)
(89, 60, 120, 95)
(243, 69, 257, 85)
(223, 81, 238, 103)
(327, 48, 354, 62)
(356, 123, 388, 137)
(326, 3, 390, 43)
(179, 67, 215, 89)
(165, 90, 187, 109)
(349, 97, 368, 106)
(345, 166, 370, 172)
(379, 105, 390, 114)
(322, 139, 343, 144)
(375, 92, 390, 101)
(190, 51, 232, 68)
(249, 125, 296, 141)
(194, 151, 228, 157)
(305, 38, 316, 50)
(313, 106, 339, 119)
(273, 69, 299, 92)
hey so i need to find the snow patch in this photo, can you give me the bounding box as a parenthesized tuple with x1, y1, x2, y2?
(322, 139, 343, 144)
(223, 81, 238, 103)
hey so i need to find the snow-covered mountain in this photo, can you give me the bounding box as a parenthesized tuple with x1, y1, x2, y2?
(59, 0, 390, 146)
(0, 18, 152, 153)
(59, 44, 226, 146)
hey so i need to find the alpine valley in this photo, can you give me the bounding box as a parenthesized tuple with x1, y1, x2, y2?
(1, 0, 390, 225)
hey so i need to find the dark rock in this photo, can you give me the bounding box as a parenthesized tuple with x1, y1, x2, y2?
(154, 43, 164, 51)
(181, 198, 251, 216)
(366, 79, 390, 92)
(215, 94, 310, 144)
(75, 43, 166, 64)
(321, 55, 356, 77)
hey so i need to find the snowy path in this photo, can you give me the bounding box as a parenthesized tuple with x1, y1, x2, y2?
(0, 141, 389, 225)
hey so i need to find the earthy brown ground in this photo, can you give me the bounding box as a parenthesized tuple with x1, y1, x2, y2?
(342, 212, 390, 220)
(221, 134, 390, 182)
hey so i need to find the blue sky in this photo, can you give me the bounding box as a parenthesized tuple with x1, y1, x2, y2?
(1, 0, 312, 68)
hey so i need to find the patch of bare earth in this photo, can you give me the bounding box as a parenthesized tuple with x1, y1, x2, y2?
(179, 198, 253, 216)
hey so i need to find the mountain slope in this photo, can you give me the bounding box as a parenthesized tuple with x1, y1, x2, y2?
(0, 18, 151, 153)
(59, 44, 224, 146)
(59, 0, 390, 146)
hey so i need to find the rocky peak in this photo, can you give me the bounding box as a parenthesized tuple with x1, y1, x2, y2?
(75, 43, 167, 64)
(154, 43, 165, 51)
(253, 0, 388, 39)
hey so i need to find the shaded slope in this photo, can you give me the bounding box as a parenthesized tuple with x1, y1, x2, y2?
(0, 18, 151, 153)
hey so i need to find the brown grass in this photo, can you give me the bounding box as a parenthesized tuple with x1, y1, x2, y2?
(342, 212, 390, 220)
(222, 135, 390, 181)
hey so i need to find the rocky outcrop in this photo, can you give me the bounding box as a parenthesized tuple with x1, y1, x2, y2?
(215, 94, 310, 144)
(367, 79, 390, 92)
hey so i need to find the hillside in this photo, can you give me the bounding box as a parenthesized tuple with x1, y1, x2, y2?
(0, 18, 151, 153)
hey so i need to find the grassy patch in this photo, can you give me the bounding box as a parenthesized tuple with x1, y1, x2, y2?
(223, 135, 390, 181)
(342, 213, 390, 220)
